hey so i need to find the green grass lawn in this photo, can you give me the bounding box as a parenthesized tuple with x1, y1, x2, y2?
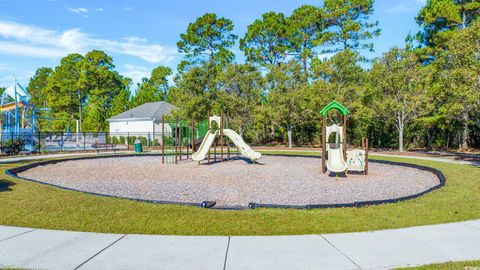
(395, 260, 480, 269)
(0, 151, 478, 235)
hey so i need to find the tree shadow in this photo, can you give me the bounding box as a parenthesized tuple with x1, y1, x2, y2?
(202, 156, 261, 165)
(0, 179, 15, 192)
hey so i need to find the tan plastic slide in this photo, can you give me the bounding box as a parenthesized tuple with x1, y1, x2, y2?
(191, 129, 261, 162)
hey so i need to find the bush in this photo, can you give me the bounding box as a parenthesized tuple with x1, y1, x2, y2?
(2, 139, 25, 155)
(112, 136, 119, 144)
(119, 136, 126, 144)
(127, 136, 137, 145)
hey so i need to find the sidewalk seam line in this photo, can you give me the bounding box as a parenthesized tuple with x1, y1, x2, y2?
(0, 228, 37, 242)
(73, 234, 127, 270)
(223, 236, 231, 270)
(460, 223, 480, 231)
(319, 235, 362, 270)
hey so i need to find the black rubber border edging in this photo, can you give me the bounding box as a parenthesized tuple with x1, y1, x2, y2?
(5, 153, 446, 210)
(5, 153, 216, 209)
(249, 154, 446, 209)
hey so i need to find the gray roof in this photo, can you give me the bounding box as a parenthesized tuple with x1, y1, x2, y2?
(107, 101, 177, 121)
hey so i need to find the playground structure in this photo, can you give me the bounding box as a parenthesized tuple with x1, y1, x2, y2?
(156, 112, 260, 164)
(0, 80, 39, 152)
(192, 112, 261, 163)
(321, 101, 368, 175)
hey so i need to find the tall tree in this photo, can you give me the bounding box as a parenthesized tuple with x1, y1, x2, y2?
(369, 47, 427, 152)
(132, 66, 172, 107)
(323, 0, 380, 52)
(267, 61, 307, 148)
(416, 0, 480, 47)
(431, 20, 480, 149)
(287, 5, 328, 77)
(168, 62, 217, 121)
(177, 13, 237, 72)
(45, 53, 84, 131)
(240, 12, 290, 68)
(27, 67, 53, 108)
(217, 63, 263, 137)
(80, 50, 127, 132)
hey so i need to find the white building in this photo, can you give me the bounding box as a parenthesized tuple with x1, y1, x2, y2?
(107, 101, 177, 137)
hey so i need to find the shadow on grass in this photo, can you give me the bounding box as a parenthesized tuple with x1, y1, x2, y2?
(0, 179, 15, 192)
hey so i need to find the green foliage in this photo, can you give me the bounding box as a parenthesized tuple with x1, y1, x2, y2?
(216, 63, 263, 136)
(287, 5, 328, 76)
(168, 62, 218, 121)
(1, 139, 25, 155)
(323, 0, 380, 52)
(177, 13, 237, 72)
(240, 12, 290, 67)
(28, 67, 53, 108)
(416, 0, 480, 48)
(369, 47, 428, 151)
(28, 50, 130, 132)
(132, 66, 172, 107)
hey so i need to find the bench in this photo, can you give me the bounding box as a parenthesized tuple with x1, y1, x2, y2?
(92, 143, 119, 154)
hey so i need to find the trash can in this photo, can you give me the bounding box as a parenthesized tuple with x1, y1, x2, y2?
(134, 139, 143, 153)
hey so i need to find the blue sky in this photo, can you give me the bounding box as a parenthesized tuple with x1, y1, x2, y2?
(0, 0, 426, 90)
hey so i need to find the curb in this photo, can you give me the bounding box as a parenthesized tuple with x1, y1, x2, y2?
(5, 153, 446, 210)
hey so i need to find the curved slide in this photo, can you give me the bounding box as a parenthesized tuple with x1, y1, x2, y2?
(326, 146, 348, 173)
(192, 129, 261, 162)
(192, 130, 218, 161)
(222, 129, 261, 161)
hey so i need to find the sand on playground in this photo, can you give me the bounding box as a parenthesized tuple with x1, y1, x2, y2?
(18, 155, 441, 208)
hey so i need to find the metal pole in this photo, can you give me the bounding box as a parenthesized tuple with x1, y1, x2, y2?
(207, 111, 210, 163)
(322, 116, 326, 173)
(162, 115, 165, 164)
(179, 120, 182, 161)
(365, 138, 369, 175)
(226, 112, 230, 160)
(343, 115, 347, 160)
(192, 119, 195, 155)
(220, 111, 224, 162)
(175, 117, 178, 164)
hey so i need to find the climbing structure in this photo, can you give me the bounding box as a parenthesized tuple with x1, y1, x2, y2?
(0, 80, 39, 151)
(320, 101, 368, 175)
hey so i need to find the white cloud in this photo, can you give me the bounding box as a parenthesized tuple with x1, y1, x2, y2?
(0, 63, 13, 71)
(96, 8, 104, 12)
(68, 7, 89, 17)
(0, 20, 177, 63)
(123, 7, 133, 11)
(68, 7, 88, 14)
(124, 36, 147, 43)
(121, 64, 150, 87)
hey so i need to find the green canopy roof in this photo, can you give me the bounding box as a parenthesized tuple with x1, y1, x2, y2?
(320, 100, 349, 116)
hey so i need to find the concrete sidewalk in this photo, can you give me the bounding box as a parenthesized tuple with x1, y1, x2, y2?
(0, 220, 479, 270)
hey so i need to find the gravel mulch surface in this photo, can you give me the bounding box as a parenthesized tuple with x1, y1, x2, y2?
(18, 155, 440, 208)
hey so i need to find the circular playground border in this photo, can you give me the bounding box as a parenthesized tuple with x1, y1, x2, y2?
(5, 153, 446, 210)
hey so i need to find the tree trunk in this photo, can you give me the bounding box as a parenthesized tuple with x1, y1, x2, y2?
(270, 121, 275, 139)
(397, 113, 404, 152)
(287, 125, 293, 148)
(399, 127, 404, 152)
(461, 112, 469, 149)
